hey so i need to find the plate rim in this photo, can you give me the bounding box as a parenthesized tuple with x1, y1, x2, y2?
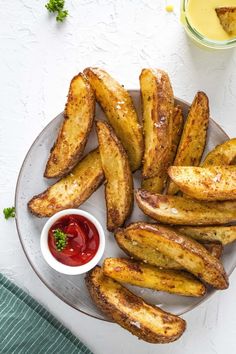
(14, 92, 231, 322)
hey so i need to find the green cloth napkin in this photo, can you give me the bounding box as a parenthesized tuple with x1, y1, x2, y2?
(0, 273, 93, 354)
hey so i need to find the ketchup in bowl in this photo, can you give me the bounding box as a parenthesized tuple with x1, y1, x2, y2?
(48, 214, 100, 267)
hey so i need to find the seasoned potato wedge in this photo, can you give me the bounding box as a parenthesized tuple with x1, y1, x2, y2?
(140, 69, 174, 193)
(115, 230, 184, 269)
(103, 258, 206, 297)
(167, 92, 209, 195)
(168, 166, 236, 201)
(215, 7, 236, 35)
(115, 230, 222, 270)
(143, 105, 183, 193)
(136, 189, 236, 225)
(44, 73, 95, 178)
(96, 121, 133, 231)
(170, 105, 184, 164)
(85, 266, 186, 343)
(28, 149, 104, 217)
(141, 175, 166, 194)
(176, 225, 236, 245)
(202, 138, 236, 166)
(116, 223, 228, 289)
(84, 67, 143, 171)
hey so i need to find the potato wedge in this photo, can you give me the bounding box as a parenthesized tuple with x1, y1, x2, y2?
(140, 69, 174, 193)
(136, 189, 236, 225)
(115, 230, 222, 270)
(202, 138, 236, 166)
(85, 266, 186, 343)
(115, 230, 184, 269)
(142, 105, 183, 193)
(28, 149, 104, 217)
(44, 73, 95, 178)
(103, 258, 206, 297)
(176, 225, 236, 245)
(84, 67, 143, 171)
(215, 7, 236, 35)
(116, 223, 228, 289)
(167, 92, 209, 195)
(96, 121, 133, 231)
(170, 105, 184, 164)
(168, 166, 236, 201)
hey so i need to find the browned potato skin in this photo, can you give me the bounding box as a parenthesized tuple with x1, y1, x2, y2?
(140, 69, 174, 193)
(28, 149, 104, 217)
(44, 73, 95, 178)
(84, 67, 143, 171)
(202, 138, 236, 166)
(115, 230, 222, 270)
(176, 225, 236, 245)
(85, 266, 186, 343)
(136, 189, 236, 226)
(117, 223, 228, 289)
(199, 241, 223, 259)
(96, 121, 133, 231)
(168, 166, 236, 201)
(167, 92, 209, 195)
(103, 258, 206, 297)
(215, 7, 236, 35)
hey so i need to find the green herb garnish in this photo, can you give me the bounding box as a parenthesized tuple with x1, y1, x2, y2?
(3, 207, 15, 220)
(53, 228, 68, 251)
(45, 0, 68, 22)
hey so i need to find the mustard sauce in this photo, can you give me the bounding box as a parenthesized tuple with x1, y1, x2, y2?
(186, 0, 236, 41)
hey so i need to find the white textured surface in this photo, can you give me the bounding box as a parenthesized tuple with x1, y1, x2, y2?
(1, 0, 236, 353)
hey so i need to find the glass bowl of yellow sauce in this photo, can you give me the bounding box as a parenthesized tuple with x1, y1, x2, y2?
(181, 0, 236, 49)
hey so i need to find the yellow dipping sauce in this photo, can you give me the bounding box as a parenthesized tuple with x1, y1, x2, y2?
(186, 0, 236, 40)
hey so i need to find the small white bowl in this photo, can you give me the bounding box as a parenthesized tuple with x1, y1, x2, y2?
(40, 209, 105, 275)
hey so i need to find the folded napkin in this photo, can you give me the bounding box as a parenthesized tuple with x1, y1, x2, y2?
(0, 273, 93, 354)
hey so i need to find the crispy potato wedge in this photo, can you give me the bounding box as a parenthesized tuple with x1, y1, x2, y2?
(167, 92, 209, 195)
(215, 7, 236, 35)
(136, 189, 236, 225)
(168, 166, 236, 201)
(140, 69, 174, 193)
(142, 105, 183, 193)
(116, 223, 228, 289)
(96, 121, 133, 231)
(170, 105, 184, 164)
(202, 138, 236, 166)
(85, 266, 186, 343)
(103, 258, 206, 297)
(115, 230, 222, 270)
(141, 175, 166, 194)
(84, 67, 143, 171)
(176, 225, 236, 245)
(44, 73, 95, 178)
(115, 231, 184, 269)
(28, 149, 104, 217)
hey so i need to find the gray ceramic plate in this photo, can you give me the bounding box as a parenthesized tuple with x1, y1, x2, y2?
(15, 90, 234, 322)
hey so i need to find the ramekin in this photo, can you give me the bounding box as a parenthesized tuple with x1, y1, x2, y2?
(40, 209, 105, 275)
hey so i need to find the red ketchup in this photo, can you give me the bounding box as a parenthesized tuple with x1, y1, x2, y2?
(48, 214, 100, 267)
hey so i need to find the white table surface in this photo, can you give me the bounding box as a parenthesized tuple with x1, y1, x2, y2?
(1, 1, 236, 353)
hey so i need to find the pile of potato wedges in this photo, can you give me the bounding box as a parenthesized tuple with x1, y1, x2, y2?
(28, 67, 236, 344)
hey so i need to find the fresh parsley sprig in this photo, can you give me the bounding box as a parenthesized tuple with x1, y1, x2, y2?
(45, 0, 68, 22)
(3, 207, 15, 220)
(53, 228, 68, 251)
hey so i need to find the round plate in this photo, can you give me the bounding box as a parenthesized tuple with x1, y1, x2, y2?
(15, 90, 234, 322)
